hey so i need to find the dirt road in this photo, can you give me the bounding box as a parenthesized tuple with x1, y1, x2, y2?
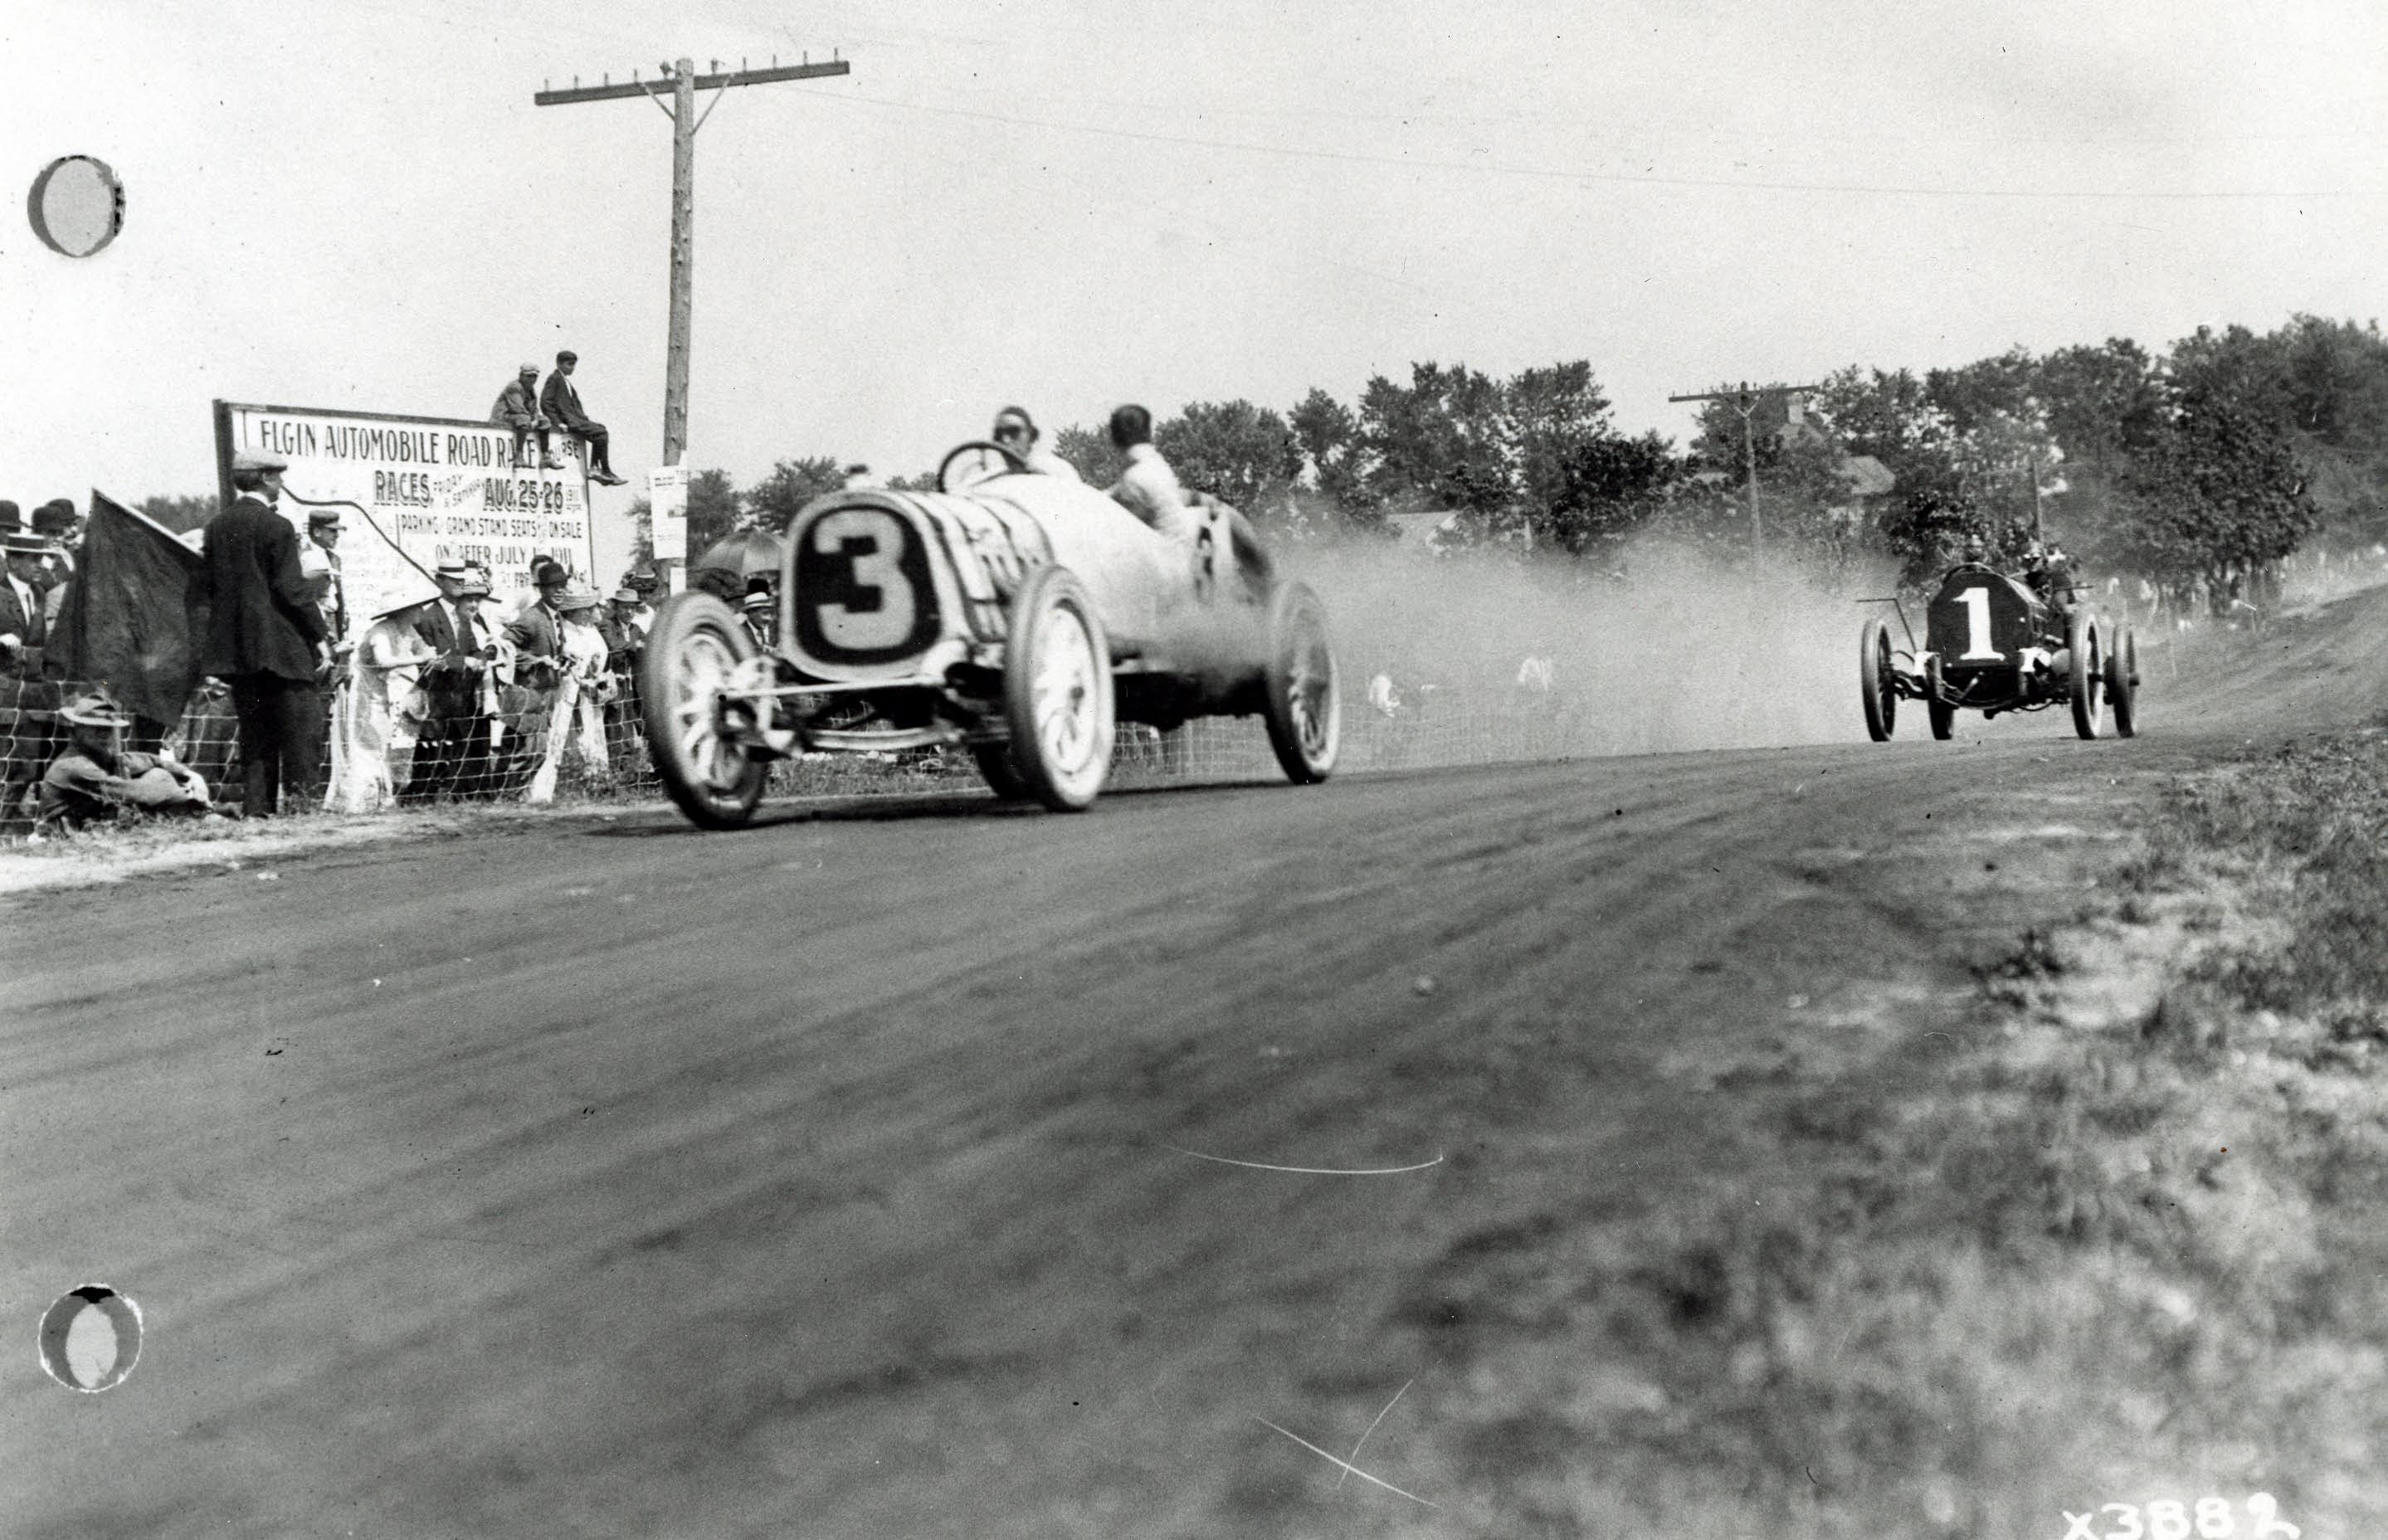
(2, 592, 2375, 1538)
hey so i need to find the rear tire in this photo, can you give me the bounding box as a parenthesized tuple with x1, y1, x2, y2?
(2068, 610, 2105, 740)
(639, 592, 768, 828)
(1859, 617, 1897, 741)
(1261, 581, 1340, 784)
(2107, 623, 2138, 738)
(972, 742, 1032, 800)
(1003, 566, 1114, 811)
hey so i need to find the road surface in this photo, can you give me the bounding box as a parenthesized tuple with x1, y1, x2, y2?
(2, 587, 2375, 1538)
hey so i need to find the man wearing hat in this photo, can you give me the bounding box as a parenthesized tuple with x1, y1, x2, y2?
(493, 364, 560, 471)
(30, 500, 80, 607)
(402, 562, 504, 802)
(300, 507, 348, 644)
(38, 691, 212, 830)
(201, 447, 332, 816)
(0, 524, 59, 824)
(739, 575, 777, 651)
(1, 527, 49, 679)
(540, 350, 626, 485)
(524, 582, 614, 802)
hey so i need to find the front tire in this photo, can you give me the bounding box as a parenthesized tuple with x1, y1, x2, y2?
(1925, 655, 1955, 739)
(2106, 622, 2138, 738)
(1261, 581, 1340, 784)
(2068, 610, 2105, 740)
(1003, 566, 1115, 811)
(640, 592, 768, 828)
(1859, 617, 1897, 741)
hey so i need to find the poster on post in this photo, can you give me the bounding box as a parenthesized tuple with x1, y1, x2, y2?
(648, 465, 689, 563)
(214, 400, 599, 641)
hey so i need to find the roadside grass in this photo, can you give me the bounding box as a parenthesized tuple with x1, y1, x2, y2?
(1382, 724, 2388, 1539)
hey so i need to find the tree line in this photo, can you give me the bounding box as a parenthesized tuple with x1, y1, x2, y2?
(138, 314, 2387, 604)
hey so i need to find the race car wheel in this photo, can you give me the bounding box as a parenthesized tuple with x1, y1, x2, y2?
(971, 742, 1033, 800)
(1924, 655, 1955, 740)
(2107, 623, 2138, 738)
(1003, 565, 1115, 811)
(641, 591, 768, 828)
(1859, 617, 1897, 741)
(2068, 610, 2105, 740)
(1261, 580, 1340, 784)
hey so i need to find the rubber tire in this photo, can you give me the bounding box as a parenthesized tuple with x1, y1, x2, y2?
(1260, 581, 1341, 784)
(2107, 623, 2137, 738)
(1002, 566, 1115, 811)
(1859, 617, 1896, 741)
(1924, 655, 1955, 739)
(640, 591, 768, 828)
(2068, 610, 2105, 740)
(972, 742, 1032, 800)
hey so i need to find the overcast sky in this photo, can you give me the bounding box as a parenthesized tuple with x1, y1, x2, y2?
(4, 0, 2381, 513)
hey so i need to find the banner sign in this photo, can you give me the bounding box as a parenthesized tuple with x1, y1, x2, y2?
(214, 400, 597, 641)
(648, 465, 690, 562)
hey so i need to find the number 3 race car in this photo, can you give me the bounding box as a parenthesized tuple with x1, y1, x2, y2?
(637, 441, 1343, 826)
(1857, 558, 2142, 741)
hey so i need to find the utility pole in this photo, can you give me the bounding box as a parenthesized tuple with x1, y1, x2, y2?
(535, 53, 850, 470)
(1667, 381, 1824, 555)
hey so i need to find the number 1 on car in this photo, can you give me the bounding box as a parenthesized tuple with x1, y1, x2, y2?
(1959, 586, 2001, 660)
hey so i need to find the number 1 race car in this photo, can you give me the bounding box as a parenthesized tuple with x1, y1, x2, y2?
(1856, 559, 2141, 741)
(637, 441, 1342, 826)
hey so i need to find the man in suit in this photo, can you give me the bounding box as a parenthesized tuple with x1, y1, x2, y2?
(540, 350, 627, 485)
(201, 448, 331, 816)
(493, 364, 559, 470)
(1, 533, 49, 676)
(402, 563, 503, 803)
(1, 529, 58, 825)
(303, 509, 348, 645)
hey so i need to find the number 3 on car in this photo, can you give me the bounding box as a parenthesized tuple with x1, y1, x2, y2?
(809, 509, 914, 651)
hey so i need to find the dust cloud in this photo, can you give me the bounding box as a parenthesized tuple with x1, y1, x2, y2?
(1280, 536, 1887, 767)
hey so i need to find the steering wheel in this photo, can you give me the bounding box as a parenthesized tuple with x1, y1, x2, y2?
(937, 440, 1028, 494)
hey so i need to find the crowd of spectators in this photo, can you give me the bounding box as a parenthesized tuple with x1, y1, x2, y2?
(0, 476, 664, 835)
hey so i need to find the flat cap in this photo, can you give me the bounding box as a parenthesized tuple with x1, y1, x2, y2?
(306, 508, 343, 526)
(231, 447, 290, 473)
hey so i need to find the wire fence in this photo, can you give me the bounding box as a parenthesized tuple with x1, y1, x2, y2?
(2, 657, 1601, 831)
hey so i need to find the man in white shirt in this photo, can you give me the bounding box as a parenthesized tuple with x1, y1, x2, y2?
(1104, 403, 1195, 542)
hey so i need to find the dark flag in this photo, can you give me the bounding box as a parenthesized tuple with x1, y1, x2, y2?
(43, 490, 206, 726)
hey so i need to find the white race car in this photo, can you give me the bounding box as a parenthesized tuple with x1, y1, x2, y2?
(639, 441, 1341, 825)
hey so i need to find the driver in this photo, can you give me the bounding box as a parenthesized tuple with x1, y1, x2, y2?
(990, 407, 1081, 481)
(1104, 403, 1197, 543)
(1957, 532, 1990, 568)
(2025, 539, 2078, 621)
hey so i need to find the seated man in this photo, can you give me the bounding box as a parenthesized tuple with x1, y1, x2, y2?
(990, 406, 1082, 482)
(492, 363, 559, 470)
(540, 350, 627, 485)
(2023, 539, 2079, 625)
(40, 692, 213, 830)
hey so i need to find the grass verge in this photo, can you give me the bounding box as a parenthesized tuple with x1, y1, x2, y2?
(1396, 724, 2388, 1539)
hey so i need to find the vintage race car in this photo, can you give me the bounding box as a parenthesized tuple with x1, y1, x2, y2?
(1857, 561, 2141, 741)
(637, 440, 1341, 825)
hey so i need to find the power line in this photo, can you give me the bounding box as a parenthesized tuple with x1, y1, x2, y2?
(802, 88, 2383, 202)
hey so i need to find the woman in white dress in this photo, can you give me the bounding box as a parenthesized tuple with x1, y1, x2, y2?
(524, 585, 614, 804)
(329, 586, 440, 813)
